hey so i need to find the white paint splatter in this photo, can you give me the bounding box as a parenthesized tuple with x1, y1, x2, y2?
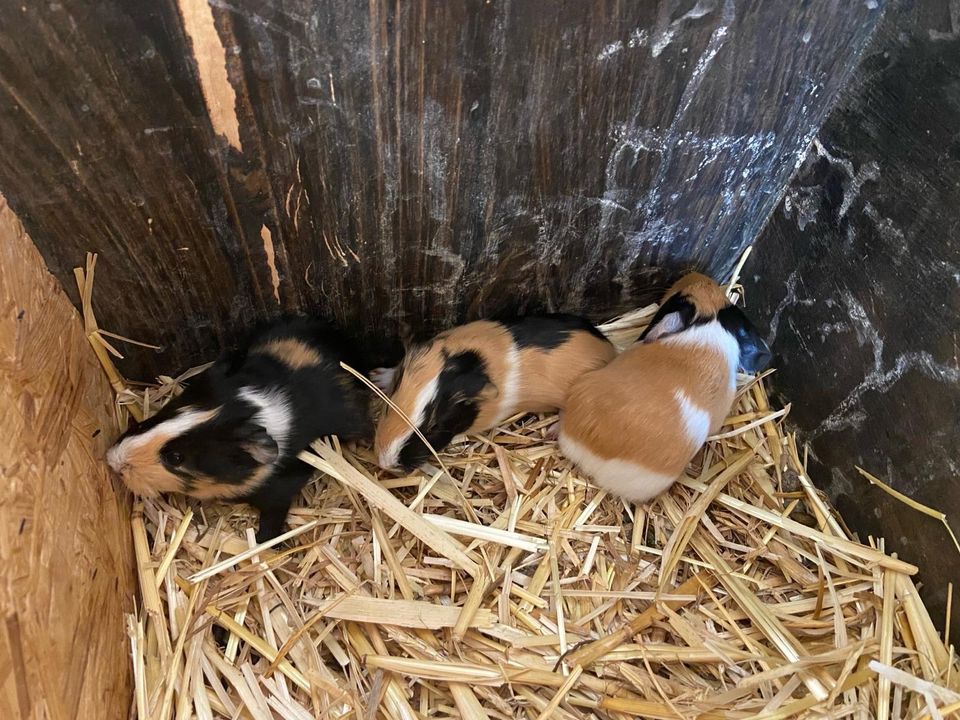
(804, 139, 880, 219)
(598, 28, 649, 62)
(651, 0, 715, 58)
(597, 41, 624, 61)
(818, 320, 849, 343)
(782, 185, 821, 231)
(862, 202, 906, 250)
(628, 28, 649, 48)
(765, 268, 814, 346)
(838, 160, 880, 219)
(591, 0, 749, 300)
(841, 290, 884, 371)
(815, 351, 960, 436)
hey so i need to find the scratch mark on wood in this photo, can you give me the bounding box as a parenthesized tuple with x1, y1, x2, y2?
(328, 72, 337, 104)
(259, 224, 280, 304)
(178, 0, 242, 151)
(293, 187, 304, 234)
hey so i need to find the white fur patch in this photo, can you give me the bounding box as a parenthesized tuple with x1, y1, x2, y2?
(239, 386, 292, 456)
(370, 366, 397, 394)
(559, 433, 677, 502)
(663, 320, 740, 390)
(673, 389, 711, 448)
(107, 408, 215, 471)
(378, 374, 439, 469)
(496, 344, 520, 423)
(378, 435, 406, 471)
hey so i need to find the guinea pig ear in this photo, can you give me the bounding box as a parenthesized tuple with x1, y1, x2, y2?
(639, 293, 696, 343)
(452, 381, 497, 405)
(399, 320, 415, 352)
(237, 423, 279, 465)
(477, 382, 499, 402)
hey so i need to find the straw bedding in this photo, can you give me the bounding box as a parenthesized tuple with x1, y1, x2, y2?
(83, 258, 958, 719)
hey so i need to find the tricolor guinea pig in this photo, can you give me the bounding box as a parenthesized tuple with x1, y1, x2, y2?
(558, 272, 771, 502)
(373, 315, 616, 471)
(106, 318, 372, 541)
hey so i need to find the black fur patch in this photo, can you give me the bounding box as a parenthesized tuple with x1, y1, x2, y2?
(502, 314, 608, 350)
(162, 400, 266, 486)
(397, 350, 490, 470)
(114, 316, 374, 540)
(717, 306, 772, 373)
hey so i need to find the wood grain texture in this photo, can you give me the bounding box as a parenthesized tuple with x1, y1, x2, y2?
(0, 1, 883, 378)
(0, 196, 134, 719)
(750, 0, 960, 643)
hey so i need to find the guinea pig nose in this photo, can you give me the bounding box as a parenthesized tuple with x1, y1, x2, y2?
(751, 348, 773, 373)
(757, 343, 773, 367)
(106, 446, 124, 472)
(377, 453, 398, 472)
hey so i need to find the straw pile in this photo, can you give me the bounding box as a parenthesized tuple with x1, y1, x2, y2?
(83, 257, 958, 719)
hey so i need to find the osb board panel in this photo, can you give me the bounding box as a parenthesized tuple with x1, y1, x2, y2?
(0, 196, 133, 720)
(0, 0, 883, 378)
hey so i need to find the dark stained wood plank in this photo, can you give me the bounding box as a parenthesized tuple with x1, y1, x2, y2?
(750, 0, 960, 643)
(0, 0, 279, 377)
(0, 0, 884, 377)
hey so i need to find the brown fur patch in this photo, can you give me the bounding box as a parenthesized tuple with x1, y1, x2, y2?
(515, 332, 616, 412)
(663, 272, 730, 319)
(374, 339, 445, 456)
(117, 460, 181, 498)
(375, 321, 617, 457)
(374, 321, 513, 455)
(440, 321, 514, 430)
(562, 339, 734, 480)
(254, 338, 324, 370)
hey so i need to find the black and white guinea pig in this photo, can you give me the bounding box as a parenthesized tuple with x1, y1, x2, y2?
(372, 314, 616, 471)
(106, 318, 372, 541)
(559, 272, 771, 502)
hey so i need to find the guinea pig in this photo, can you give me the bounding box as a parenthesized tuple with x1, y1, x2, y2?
(106, 318, 372, 541)
(558, 272, 771, 502)
(373, 314, 617, 471)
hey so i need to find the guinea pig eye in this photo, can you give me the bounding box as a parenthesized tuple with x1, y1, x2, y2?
(162, 450, 184, 467)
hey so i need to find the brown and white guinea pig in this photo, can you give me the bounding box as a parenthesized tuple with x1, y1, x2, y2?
(372, 315, 617, 471)
(106, 318, 372, 541)
(558, 272, 771, 502)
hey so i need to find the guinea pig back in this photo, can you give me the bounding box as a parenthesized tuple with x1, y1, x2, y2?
(505, 314, 617, 412)
(375, 314, 615, 471)
(107, 318, 372, 540)
(559, 273, 769, 502)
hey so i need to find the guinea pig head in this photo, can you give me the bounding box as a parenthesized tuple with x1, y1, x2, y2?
(106, 383, 284, 499)
(374, 344, 497, 471)
(640, 272, 772, 373)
